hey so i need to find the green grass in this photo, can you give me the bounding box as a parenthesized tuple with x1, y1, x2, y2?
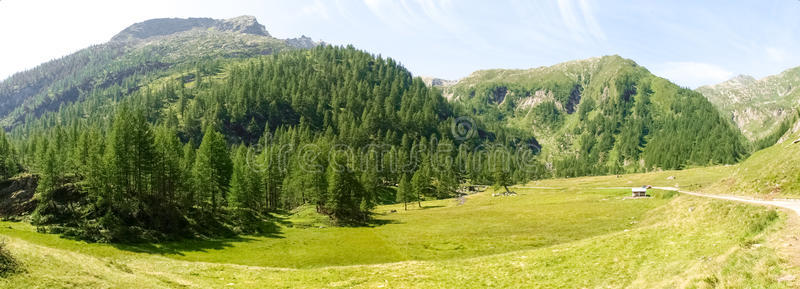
(1, 171, 796, 288)
(704, 127, 800, 197)
(0, 187, 668, 269)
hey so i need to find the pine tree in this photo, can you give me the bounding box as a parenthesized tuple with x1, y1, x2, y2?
(153, 125, 183, 206)
(229, 145, 260, 211)
(492, 162, 512, 194)
(0, 130, 17, 180)
(324, 152, 365, 222)
(396, 174, 412, 211)
(105, 107, 156, 206)
(193, 125, 233, 212)
(411, 168, 428, 207)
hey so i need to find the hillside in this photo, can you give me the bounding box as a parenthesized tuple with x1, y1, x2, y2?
(705, 115, 800, 197)
(697, 67, 800, 144)
(442, 56, 748, 176)
(0, 16, 315, 129)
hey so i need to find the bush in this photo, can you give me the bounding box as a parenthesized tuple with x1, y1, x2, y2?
(0, 239, 19, 276)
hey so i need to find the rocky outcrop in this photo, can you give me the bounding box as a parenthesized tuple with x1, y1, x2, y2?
(420, 77, 458, 88)
(285, 35, 318, 49)
(111, 15, 271, 42)
(0, 174, 38, 218)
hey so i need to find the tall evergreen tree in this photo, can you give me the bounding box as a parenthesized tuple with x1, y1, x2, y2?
(396, 174, 412, 211)
(193, 125, 233, 212)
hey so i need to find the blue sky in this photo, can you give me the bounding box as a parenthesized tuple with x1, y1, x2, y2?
(1, 0, 798, 88)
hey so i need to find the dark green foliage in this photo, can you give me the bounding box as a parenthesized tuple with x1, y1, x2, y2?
(323, 152, 367, 223)
(396, 174, 413, 211)
(193, 125, 233, 211)
(0, 131, 18, 180)
(531, 101, 563, 129)
(753, 109, 799, 150)
(0, 239, 19, 276)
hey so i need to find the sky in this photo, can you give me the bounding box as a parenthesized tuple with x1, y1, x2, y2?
(1, 0, 799, 88)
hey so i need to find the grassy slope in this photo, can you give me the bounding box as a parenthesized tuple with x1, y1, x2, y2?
(0, 173, 795, 288)
(705, 124, 800, 197)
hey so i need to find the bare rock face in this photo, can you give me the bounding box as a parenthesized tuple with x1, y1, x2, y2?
(420, 77, 457, 88)
(218, 15, 270, 37)
(111, 15, 271, 42)
(285, 35, 318, 49)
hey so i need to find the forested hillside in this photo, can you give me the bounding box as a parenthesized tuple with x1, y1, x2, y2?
(5, 44, 540, 242)
(441, 56, 748, 176)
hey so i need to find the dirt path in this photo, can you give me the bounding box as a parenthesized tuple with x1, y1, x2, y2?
(652, 186, 800, 216)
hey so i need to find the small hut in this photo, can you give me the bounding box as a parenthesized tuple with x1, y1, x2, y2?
(631, 187, 648, 197)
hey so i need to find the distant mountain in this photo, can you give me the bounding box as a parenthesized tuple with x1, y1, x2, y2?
(440, 55, 747, 175)
(0, 16, 318, 129)
(697, 67, 800, 143)
(110, 16, 271, 42)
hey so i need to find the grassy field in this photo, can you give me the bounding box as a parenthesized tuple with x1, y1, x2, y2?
(1, 171, 797, 288)
(1, 187, 668, 269)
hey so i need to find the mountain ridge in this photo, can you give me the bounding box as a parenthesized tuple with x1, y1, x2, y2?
(697, 65, 800, 142)
(110, 15, 270, 42)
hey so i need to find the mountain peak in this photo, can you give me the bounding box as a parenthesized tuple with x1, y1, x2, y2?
(111, 15, 271, 42)
(217, 15, 270, 37)
(729, 74, 757, 84)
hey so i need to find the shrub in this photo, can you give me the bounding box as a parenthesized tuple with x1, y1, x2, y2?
(0, 239, 19, 276)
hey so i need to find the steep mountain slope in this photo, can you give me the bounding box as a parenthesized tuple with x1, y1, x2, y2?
(0, 16, 316, 129)
(442, 56, 747, 175)
(697, 67, 800, 143)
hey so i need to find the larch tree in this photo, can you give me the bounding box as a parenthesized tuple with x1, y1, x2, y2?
(193, 125, 233, 212)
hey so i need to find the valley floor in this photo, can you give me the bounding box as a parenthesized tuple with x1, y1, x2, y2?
(1, 167, 799, 288)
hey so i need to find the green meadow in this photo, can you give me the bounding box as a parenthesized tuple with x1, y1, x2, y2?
(1, 172, 796, 288)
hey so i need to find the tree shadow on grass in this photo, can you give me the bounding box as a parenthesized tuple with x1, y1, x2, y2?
(111, 215, 287, 256)
(111, 236, 258, 256)
(364, 218, 402, 227)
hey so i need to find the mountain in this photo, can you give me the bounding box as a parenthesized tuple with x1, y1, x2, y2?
(110, 16, 271, 42)
(1, 16, 538, 240)
(440, 55, 747, 175)
(0, 16, 750, 240)
(697, 66, 800, 144)
(0, 16, 318, 129)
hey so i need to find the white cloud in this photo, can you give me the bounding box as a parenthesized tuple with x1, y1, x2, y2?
(577, 0, 606, 41)
(654, 62, 734, 88)
(299, 0, 329, 20)
(557, 0, 606, 43)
